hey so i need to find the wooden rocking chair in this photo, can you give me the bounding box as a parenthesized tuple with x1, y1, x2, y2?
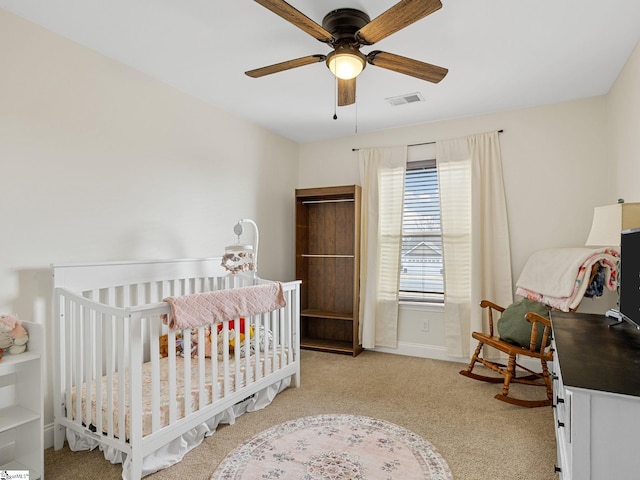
(459, 300, 554, 408)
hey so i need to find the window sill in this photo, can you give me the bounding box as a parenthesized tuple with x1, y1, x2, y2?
(399, 301, 444, 313)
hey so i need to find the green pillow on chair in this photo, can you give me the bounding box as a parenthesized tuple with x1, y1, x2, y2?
(497, 298, 551, 349)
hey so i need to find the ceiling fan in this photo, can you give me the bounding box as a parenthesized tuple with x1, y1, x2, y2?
(245, 0, 448, 106)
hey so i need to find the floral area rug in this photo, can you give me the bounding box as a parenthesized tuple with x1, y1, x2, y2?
(211, 414, 453, 480)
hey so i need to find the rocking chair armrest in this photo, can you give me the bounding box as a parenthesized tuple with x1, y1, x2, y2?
(525, 312, 551, 328)
(479, 300, 506, 336)
(525, 312, 553, 353)
(479, 300, 505, 313)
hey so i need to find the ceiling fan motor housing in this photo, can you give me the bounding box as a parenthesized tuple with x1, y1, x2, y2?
(322, 9, 370, 79)
(322, 8, 370, 45)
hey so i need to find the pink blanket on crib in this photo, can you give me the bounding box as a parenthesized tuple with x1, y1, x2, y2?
(162, 282, 286, 330)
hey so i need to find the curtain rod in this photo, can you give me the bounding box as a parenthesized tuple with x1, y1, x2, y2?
(351, 129, 504, 152)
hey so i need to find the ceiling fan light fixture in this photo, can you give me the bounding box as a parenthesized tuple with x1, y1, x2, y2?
(326, 46, 366, 80)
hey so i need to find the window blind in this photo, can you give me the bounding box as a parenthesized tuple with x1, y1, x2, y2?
(400, 159, 444, 301)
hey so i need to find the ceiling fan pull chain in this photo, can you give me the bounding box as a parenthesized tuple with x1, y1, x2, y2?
(355, 99, 358, 134)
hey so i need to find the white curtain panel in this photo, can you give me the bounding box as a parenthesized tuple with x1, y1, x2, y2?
(437, 131, 513, 358)
(358, 146, 408, 349)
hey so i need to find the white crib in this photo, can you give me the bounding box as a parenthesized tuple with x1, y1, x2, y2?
(52, 258, 301, 479)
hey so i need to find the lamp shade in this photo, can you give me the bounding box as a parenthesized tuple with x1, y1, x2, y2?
(585, 202, 640, 246)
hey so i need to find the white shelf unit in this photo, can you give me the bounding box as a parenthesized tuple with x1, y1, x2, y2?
(0, 320, 43, 480)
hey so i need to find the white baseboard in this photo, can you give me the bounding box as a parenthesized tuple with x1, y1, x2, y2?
(370, 341, 548, 373)
(370, 341, 468, 363)
(44, 423, 54, 449)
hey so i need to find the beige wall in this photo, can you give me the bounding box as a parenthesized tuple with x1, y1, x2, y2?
(608, 41, 640, 202)
(0, 9, 299, 436)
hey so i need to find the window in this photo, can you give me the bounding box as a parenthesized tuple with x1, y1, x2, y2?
(400, 159, 444, 302)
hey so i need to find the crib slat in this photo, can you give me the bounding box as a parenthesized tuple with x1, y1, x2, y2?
(102, 288, 115, 440)
(126, 306, 143, 480)
(278, 306, 285, 368)
(222, 323, 230, 397)
(150, 317, 161, 434)
(83, 305, 94, 436)
(73, 301, 83, 429)
(129, 311, 143, 455)
(168, 330, 177, 425)
(105, 312, 115, 438)
(279, 293, 287, 368)
(117, 313, 126, 440)
(254, 315, 262, 382)
(161, 280, 177, 426)
(64, 298, 72, 424)
(285, 288, 293, 365)
(274, 310, 279, 372)
(183, 331, 192, 418)
(95, 308, 103, 437)
(233, 321, 241, 392)
(271, 310, 278, 375)
(197, 327, 207, 409)
(274, 309, 281, 370)
(244, 317, 251, 387)
(211, 332, 219, 401)
(122, 285, 130, 309)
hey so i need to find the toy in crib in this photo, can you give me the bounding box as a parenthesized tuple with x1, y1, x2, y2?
(0, 314, 30, 359)
(158, 330, 213, 358)
(216, 318, 253, 355)
(180, 318, 256, 357)
(159, 318, 275, 359)
(159, 332, 183, 358)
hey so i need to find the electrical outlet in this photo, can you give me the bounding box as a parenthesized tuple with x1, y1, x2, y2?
(421, 320, 429, 332)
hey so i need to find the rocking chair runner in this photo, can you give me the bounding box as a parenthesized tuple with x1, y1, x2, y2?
(459, 300, 554, 408)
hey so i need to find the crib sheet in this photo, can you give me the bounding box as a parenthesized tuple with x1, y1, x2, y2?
(70, 351, 288, 440)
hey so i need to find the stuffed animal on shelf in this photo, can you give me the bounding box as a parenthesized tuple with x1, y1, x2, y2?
(0, 314, 29, 356)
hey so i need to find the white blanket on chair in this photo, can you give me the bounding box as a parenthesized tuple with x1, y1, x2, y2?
(162, 282, 286, 330)
(516, 247, 607, 298)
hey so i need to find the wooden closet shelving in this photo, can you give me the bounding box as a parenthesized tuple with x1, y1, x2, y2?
(295, 185, 363, 356)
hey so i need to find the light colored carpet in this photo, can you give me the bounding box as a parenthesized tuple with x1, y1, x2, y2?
(44, 350, 557, 479)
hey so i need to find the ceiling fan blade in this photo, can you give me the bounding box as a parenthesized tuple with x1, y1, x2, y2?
(367, 51, 448, 83)
(245, 55, 326, 78)
(338, 78, 356, 106)
(356, 0, 442, 45)
(254, 0, 334, 44)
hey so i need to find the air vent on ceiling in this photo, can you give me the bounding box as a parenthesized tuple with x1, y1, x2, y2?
(386, 92, 425, 106)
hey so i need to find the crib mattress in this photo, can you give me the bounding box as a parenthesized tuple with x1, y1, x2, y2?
(69, 351, 288, 440)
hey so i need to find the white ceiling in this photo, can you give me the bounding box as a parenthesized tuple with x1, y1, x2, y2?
(2, 0, 640, 143)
